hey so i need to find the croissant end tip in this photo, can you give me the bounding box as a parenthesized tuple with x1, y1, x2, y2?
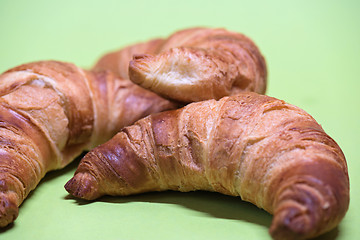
(269, 210, 310, 240)
(0, 192, 18, 228)
(128, 55, 154, 86)
(64, 172, 101, 201)
(269, 202, 329, 240)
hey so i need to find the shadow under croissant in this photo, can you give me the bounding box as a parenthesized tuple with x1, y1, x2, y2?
(65, 190, 339, 240)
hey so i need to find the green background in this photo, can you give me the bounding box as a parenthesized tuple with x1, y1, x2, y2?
(0, 0, 359, 239)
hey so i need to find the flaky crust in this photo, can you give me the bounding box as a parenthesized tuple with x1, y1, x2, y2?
(0, 61, 176, 227)
(128, 27, 267, 103)
(65, 93, 349, 240)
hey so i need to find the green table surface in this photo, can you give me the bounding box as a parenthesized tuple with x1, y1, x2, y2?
(1, 0, 359, 239)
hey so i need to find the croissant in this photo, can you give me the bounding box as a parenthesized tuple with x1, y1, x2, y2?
(0, 60, 176, 227)
(65, 92, 349, 240)
(94, 27, 267, 103)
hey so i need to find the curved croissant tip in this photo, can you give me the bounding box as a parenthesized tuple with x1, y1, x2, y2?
(269, 207, 315, 240)
(0, 192, 18, 228)
(64, 172, 101, 201)
(128, 57, 152, 86)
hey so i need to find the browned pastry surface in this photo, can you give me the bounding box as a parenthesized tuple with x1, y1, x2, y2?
(94, 27, 267, 103)
(0, 60, 176, 227)
(65, 92, 349, 240)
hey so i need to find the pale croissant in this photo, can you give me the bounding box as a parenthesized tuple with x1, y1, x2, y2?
(65, 93, 349, 240)
(0, 61, 176, 227)
(94, 27, 267, 103)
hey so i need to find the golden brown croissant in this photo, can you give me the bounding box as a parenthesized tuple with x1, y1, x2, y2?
(0, 60, 176, 227)
(65, 92, 349, 240)
(94, 27, 267, 103)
